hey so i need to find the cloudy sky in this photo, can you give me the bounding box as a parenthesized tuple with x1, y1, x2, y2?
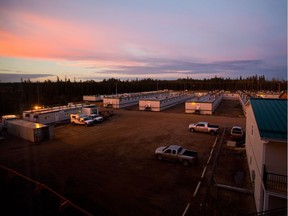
(0, 0, 287, 82)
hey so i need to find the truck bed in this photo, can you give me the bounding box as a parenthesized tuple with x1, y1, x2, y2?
(182, 150, 198, 157)
(208, 124, 219, 128)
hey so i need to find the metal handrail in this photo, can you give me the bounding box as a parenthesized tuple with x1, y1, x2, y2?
(263, 165, 287, 193)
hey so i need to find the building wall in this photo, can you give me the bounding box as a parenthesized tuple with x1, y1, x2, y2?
(7, 120, 50, 143)
(245, 104, 265, 212)
(185, 102, 213, 114)
(185, 94, 222, 114)
(103, 97, 139, 109)
(83, 95, 103, 101)
(139, 94, 193, 111)
(139, 100, 160, 111)
(265, 141, 287, 176)
(23, 105, 83, 125)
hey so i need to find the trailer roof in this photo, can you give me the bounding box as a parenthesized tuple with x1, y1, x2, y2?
(8, 120, 48, 129)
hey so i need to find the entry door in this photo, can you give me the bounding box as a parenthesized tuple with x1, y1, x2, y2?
(55, 113, 59, 122)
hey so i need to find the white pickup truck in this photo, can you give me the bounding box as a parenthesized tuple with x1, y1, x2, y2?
(70, 114, 94, 126)
(89, 114, 103, 123)
(155, 145, 198, 166)
(189, 121, 219, 135)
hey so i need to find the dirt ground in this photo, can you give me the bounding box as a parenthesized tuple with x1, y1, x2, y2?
(0, 99, 256, 215)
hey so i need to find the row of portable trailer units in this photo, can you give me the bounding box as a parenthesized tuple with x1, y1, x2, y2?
(185, 92, 223, 115)
(23, 103, 99, 125)
(100, 90, 254, 115)
(4, 104, 100, 143)
(101, 90, 226, 112)
(139, 92, 194, 111)
(102, 90, 170, 109)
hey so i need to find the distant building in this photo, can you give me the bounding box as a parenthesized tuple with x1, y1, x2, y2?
(245, 98, 287, 212)
(279, 91, 287, 99)
(103, 90, 169, 109)
(185, 93, 222, 115)
(83, 95, 104, 102)
(139, 92, 194, 112)
(7, 120, 53, 143)
(23, 103, 98, 125)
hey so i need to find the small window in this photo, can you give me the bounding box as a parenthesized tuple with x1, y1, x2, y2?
(165, 149, 171, 154)
(172, 150, 176, 154)
(45, 116, 49, 120)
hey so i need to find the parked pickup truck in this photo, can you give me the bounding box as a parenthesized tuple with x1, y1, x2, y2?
(231, 126, 245, 140)
(189, 122, 219, 135)
(155, 145, 198, 166)
(89, 114, 104, 123)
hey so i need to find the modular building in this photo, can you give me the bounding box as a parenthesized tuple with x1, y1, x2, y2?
(7, 120, 53, 143)
(185, 93, 223, 115)
(23, 104, 97, 125)
(83, 95, 104, 102)
(103, 90, 169, 109)
(256, 92, 281, 99)
(139, 92, 194, 112)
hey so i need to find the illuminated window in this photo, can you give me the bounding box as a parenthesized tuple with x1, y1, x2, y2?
(45, 116, 49, 120)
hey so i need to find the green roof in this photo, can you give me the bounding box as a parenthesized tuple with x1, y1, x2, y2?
(250, 98, 287, 141)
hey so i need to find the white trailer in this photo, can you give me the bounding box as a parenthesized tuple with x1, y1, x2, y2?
(7, 120, 52, 143)
(82, 105, 99, 115)
(83, 95, 104, 102)
(103, 91, 170, 109)
(185, 93, 223, 115)
(23, 104, 84, 125)
(139, 92, 194, 112)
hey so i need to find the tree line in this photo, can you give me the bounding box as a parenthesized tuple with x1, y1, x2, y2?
(0, 75, 286, 115)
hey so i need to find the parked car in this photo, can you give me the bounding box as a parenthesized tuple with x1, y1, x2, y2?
(155, 145, 198, 166)
(231, 126, 245, 140)
(188, 122, 219, 135)
(89, 114, 104, 123)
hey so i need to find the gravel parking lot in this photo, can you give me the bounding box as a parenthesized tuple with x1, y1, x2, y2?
(0, 100, 256, 215)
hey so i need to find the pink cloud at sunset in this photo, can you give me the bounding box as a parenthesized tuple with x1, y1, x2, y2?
(0, 0, 286, 82)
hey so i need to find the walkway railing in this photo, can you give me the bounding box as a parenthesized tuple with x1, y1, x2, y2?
(263, 165, 287, 194)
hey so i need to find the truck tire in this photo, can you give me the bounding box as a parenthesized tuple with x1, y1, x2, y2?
(85, 123, 88, 127)
(72, 122, 75, 125)
(182, 160, 189, 166)
(210, 130, 215, 135)
(156, 154, 163, 160)
(190, 128, 194, 132)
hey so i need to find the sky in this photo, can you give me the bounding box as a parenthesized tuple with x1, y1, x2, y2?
(0, 0, 287, 82)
